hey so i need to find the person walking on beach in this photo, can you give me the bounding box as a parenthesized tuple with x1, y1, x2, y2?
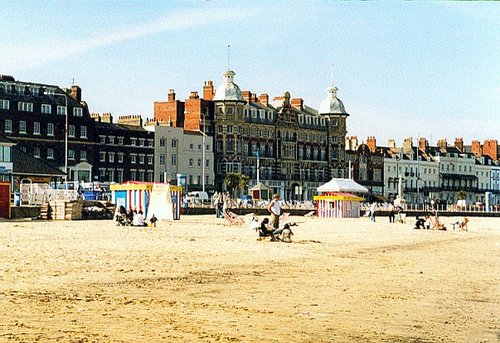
(388, 202, 395, 223)
(267, 194, 282, 229)
(369, 202, 377, 222)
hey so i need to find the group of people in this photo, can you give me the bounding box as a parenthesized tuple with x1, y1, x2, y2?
(213, 191, 231, 219)
(254, 194, 294, 242)
(368, 202, 405, 223)
(115, 205, 158, 227)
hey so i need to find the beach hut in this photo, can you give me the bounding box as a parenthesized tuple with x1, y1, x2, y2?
(314, 178, 368, 219)
(0, 181, 11, 219)
(110, 181, 183, 220)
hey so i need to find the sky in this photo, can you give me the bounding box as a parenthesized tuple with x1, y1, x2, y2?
(1, 1, 499, 147)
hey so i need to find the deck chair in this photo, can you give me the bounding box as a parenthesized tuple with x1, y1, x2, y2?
(452, 217, 469, 231)
(429, 216, 446, 230)
(224, 211, 245, 225)
(304, 210, 315, 217)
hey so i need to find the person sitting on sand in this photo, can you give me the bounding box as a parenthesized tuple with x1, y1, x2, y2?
(132, 210, 147, 227)
(414, 216, 425, 230)
(257, 218, 286, 241)
(149, 214, 158, 227)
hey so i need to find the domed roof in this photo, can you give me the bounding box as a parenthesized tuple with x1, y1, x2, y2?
(213, 69, 244, 101)
(319, 86, 347, 115)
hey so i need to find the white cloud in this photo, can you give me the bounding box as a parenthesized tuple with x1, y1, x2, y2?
(2, 7, 251, 73)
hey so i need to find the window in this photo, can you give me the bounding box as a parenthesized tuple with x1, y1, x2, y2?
(33, 146, 40, 158)
(159, 154, 165, 165)
(47, 148, 54, 159)
(130, 154, 136, 164)
(159, 138, 165, 147)
(198, 144, 202, 150)
(118, 137, 124, 145)
(47, 123, 54, 136)
(19, 121, 27, 134)
(68, 149, 75, 160)
(197, 175, 201, 185)
(189, 158, 193, 167)
(227, 107, 233, 115)
(0, 99, 9, 110)
(18, 102, 33, 112)
(99, 136, 106, 144)
(80, 150, 87, 161)
(73, 107, 83, 117)
(108, 152, 115, 163)
(189, 143, 193, 149)
(99, 152, 106, 162)
(80, 126, 87, 139)
(172, 139, 177, 148)
(147, 139, 154, 147)
(68, 125, 75, 137)
(227, 125, 233, 133)
(147, 155, 153, 164)
(41, 104, 51, 114)
(57, 106, 67, 115)
(139, 138, 145, 147)
(108, 136, 115, 144)
(198, 159, 201, 167)
(172, 154, 177, 165)
(117, 153, 124, 163)
(33, 122, 40, 135)
(130, 170, 136, 181)
(5, 119, 12, 133)
(131, 138, 137, 146)
(139, 154, 145, 164)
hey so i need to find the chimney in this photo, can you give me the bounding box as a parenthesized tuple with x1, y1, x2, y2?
(366, 136, 377, 153)
(168, 89, 176, 102)
(251, 93, 258, 102)
(437, 138, 448, 150)
(403, 137, 413, 154)
(291, 98, 304, 110)
(471, 140, 482, 156)
(454, 137, 464, 152)
(117, 115, 143, 126)
(203, 80, 214, 100)
(189, 91, 199, 100)
(70, 85, 81, 102)
(419, 137, 429, 151)
(483, 139, 498, 161)
(259, 93, 269, 106)
(90, 113, 100, 122)
(101, 112, 113, 123)
(388, 139, 396, 149)
(242, 91, 252, 102)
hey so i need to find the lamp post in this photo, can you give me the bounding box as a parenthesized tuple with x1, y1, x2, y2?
(46, 90, 68, 188)
(202, 108, 208, 193)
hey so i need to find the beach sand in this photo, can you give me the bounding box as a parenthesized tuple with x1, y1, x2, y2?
(1, 215, 498, 342)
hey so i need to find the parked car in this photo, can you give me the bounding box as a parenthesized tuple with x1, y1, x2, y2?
(185, 191, 210, 204)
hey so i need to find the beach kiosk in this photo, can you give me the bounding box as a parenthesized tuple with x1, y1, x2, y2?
(249, 182, 271, 202)
(110, 182, 183, 220)
(314, 178, 368, 219)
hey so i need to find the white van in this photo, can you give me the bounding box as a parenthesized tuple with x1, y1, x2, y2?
(186, 191, 209, 204)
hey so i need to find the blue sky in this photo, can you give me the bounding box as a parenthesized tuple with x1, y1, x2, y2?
(1, 1, 499, 146)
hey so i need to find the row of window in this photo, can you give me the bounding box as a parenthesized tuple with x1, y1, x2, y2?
(18, 145, 87, 161)
(99, 135, 153, 147)
(4, 120, 87, 138)
(0, 99, 83, 116)
(98, 168, 154, 183)
(99, 152, 153, 164)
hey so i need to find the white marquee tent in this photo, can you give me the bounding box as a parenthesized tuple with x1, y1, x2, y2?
(317, 178, 369, 194)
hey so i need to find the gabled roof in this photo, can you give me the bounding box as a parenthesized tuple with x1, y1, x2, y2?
(12, 148, 65, 177)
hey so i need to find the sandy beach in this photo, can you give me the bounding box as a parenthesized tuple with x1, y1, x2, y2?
(0, 215, 498, 342)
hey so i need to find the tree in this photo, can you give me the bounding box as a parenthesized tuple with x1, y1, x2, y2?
(224, 173, 249, 197)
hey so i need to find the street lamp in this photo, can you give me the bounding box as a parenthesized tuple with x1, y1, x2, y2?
(201, 107, 208, 193)
(46, 89, 68, 188)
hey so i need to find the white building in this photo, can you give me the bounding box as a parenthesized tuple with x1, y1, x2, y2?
(149, 125, 214, 191)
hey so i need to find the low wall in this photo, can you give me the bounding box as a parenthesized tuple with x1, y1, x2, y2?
(11, 206, 41, 219)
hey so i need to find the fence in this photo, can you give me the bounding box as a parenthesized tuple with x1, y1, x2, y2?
(20, 183, 78, 206)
